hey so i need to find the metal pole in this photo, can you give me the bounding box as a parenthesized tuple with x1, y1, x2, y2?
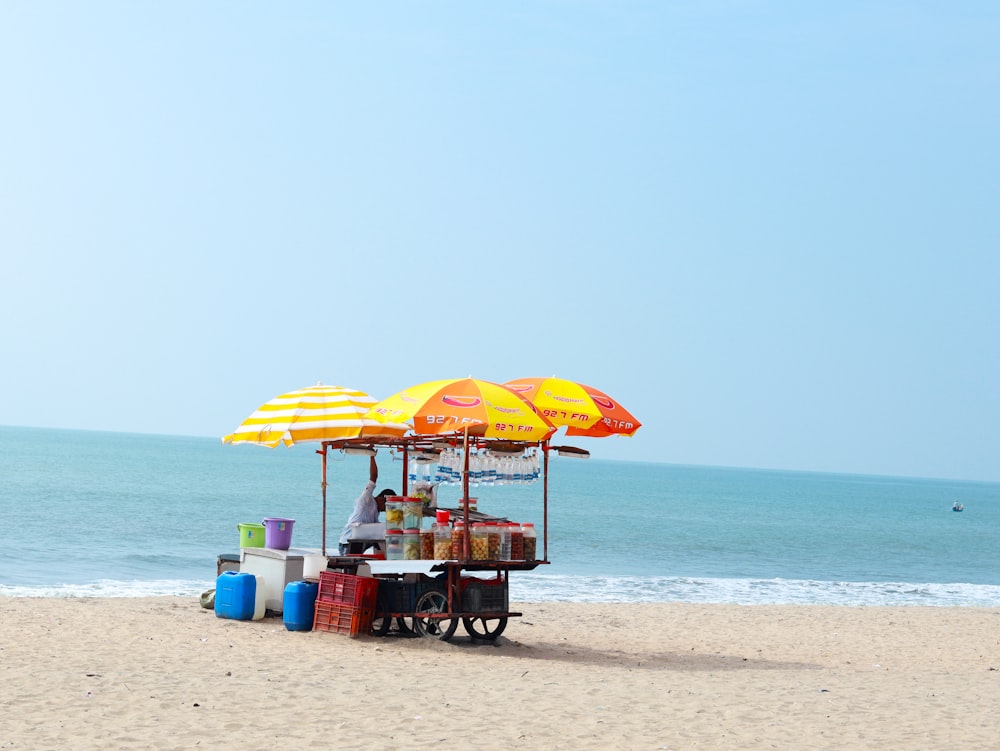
(542, 440, 550, 562)
(319, 443, 328, 556)
(462, 427, 471, 560)
(402, 446, 409, 495)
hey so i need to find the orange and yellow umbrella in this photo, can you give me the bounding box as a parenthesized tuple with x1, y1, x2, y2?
(503, 377, 641, 438)
(366, 378, 556, 442)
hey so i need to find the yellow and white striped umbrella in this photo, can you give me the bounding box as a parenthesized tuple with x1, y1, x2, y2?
(222, 383, 408, 447)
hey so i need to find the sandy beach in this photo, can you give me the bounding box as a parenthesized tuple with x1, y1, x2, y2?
(1, 597, 997, 750)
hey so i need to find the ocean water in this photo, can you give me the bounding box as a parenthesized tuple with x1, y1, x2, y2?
(2, 425, 999, 606)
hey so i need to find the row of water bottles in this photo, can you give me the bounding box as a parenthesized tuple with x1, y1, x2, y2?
(409, 448, 542, 486)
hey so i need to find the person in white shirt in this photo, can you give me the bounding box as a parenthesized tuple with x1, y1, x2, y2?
(338, 454, 396, 555)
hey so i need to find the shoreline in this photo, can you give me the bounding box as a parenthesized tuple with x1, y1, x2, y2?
(3, 597, 998, 749)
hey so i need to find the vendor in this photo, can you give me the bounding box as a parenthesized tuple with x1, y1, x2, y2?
(338, 454, 396, 556)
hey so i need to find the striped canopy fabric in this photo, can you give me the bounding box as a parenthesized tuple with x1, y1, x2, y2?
(222, 383, 408, 447)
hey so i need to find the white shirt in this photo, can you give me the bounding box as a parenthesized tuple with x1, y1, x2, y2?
(339, 480, 378, 545)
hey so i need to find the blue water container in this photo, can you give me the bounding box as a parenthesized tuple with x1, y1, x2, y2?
(215, 571, 257, 620)
(283, 580, 319, 631)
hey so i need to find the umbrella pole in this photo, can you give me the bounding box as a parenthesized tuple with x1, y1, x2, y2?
(462, 427, 471, 560)
(542, 440, 550, 562)
(320, 443, 328, 557)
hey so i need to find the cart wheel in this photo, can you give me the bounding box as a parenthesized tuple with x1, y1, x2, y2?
(371, 614, 391, 637)
(410, 589, 458, 641)
(462, 616, 508, 641)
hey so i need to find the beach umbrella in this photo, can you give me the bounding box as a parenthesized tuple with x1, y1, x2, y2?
(222, 383, 409, 554)
(502, 377, 641, 437)
(365, 377, 556, 443)
(222, 382, 408, 447)
(366, 377, 556, 556)
(503, 377, 641, 562)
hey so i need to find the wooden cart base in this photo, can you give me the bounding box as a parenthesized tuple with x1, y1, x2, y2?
(366, 560, 543, 642)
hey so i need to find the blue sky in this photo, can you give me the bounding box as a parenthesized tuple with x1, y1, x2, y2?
(2, 2, 998, 482)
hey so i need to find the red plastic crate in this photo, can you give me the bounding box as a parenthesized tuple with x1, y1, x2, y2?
(317, 571, 379, 609)
(313, 600, 374, 636)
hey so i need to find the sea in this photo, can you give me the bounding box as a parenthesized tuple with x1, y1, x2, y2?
(2, 425, 999, 606)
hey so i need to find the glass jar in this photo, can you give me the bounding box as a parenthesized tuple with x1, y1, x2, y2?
(521, 523, 537, 560)
(510, 522, 524, 560)
(434, 522, 452, 560)
(402, 529, 421, 560)
(498, 522, 512, 561)
(450, 520, 467, 559)
(420, 530, 434, 560)
(402, 498, 423, 529)
(471, 523, 489, 560)
(486, 523, 501, 560)
(384, 498, 405, 531)
(385, 529, 404, 560)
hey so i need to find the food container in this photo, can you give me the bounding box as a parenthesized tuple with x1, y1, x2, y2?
(402, 498, 423, 529)
(402, 529, 421, 560)
(521, 522, 537, 560)
(433, 522, 452, 560)
(450, 520, 467, 559)
(420, 530, 434, 560)
(471, 523, 489, 560)
(487, 523, 501, 560)
(385, 498, 405, 531)
(498, 522, 512, 561)
(385, 529, 404, 560)
(509, 523, 524, 560)
(435, 509, 450, 525)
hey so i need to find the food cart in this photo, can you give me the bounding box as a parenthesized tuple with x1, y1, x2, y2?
(319, 435, 559, 642)
(223, 377, 639, 641)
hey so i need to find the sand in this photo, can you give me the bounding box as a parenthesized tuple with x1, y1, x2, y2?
(1, 597, 998, 750)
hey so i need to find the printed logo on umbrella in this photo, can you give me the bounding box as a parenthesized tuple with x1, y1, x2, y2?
(489, 403, 521, 415)
(544, 390, 587, 405)
(589, 395, 616, 409)
(441, 395, 482, 408)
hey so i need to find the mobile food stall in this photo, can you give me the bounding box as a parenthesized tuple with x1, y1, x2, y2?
(222, 377, 640, 642)
(323, 434, 554, 642)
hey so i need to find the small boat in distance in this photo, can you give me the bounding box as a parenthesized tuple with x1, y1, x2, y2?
(952, 501, 964, 512)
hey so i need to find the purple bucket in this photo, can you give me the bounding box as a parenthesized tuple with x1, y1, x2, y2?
(262, 517, 295, 550)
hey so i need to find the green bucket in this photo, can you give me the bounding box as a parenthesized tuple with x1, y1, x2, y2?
(238, 523, 266, 548)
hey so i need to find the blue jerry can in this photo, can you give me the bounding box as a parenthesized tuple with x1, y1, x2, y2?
(283, 580, 319, 631)
(214, 571, 258, 620)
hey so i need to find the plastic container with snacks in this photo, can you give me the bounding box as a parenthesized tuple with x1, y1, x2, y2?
(487, 522, 501, 560)
(521, 522, 537, 561)
(402, 529, 421, 560)
(402, 498, 423, 529)
(498, 522, 512, 561)
(434, 522, 452, 560)
(420, 530, 434, 560)
(386, 529, 404, 560)
(510, 522, 524, 560)
(471, 523, 489, 560)
(385, 498, 405, 531)
(450, 520, 467, 559)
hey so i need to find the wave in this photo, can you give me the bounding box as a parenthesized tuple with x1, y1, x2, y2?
(4, 574, 1000, 606)
(510, 574, 1000, 606)
(0, 579, 214, 598)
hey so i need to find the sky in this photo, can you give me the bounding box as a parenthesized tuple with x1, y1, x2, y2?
(1, 2, 998, 482)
